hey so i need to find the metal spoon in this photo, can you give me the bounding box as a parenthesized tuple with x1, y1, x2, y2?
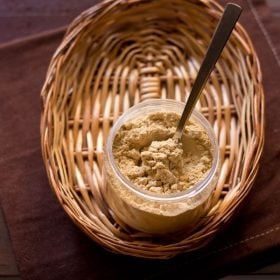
(174, 3, 242, 140)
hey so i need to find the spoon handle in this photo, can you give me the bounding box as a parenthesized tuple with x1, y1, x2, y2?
(175, 3, 242, 139)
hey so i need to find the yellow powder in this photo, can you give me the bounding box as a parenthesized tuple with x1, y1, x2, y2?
(113, 112, 212, 195)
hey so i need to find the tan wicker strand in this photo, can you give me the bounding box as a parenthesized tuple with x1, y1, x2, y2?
(40, 0, 264, 259)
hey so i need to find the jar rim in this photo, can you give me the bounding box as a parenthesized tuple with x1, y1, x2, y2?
(105, 99, 219, 202)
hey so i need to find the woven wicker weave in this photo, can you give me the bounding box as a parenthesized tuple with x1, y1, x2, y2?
(41, 0, 264, 259)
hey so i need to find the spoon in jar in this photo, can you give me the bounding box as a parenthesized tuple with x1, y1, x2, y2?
(174, 3, 242, 140)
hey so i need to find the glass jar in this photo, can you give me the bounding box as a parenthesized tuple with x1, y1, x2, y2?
(103, 99, 220, 235)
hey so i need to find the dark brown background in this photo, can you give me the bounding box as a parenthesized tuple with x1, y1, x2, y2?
(0, 0, 280, 279)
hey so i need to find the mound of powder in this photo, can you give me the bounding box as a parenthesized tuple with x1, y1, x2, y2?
(113, 112, 212, 195)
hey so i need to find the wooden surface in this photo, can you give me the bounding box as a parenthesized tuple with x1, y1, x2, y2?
(0, 0, 94, 43)
(0, 0, 279, 279)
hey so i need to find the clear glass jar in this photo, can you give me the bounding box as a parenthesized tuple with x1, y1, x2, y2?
(103, 99, 220, 235)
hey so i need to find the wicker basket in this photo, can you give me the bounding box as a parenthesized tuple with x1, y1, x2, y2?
(41, 0, 264, 259)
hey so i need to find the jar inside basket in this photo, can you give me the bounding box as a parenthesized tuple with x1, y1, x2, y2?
(103, 99, 220, 234)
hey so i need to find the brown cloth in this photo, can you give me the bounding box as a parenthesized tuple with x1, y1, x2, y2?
(0, 0, 279, 279)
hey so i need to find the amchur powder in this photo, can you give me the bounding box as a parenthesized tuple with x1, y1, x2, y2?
(103, 99, 219, 235)
(113, 112, 212, 194)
